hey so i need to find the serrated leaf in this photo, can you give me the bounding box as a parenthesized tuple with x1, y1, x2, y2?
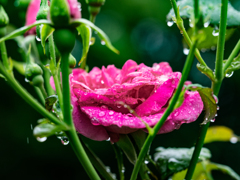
(204, 126, 239, 144)
(172, 160, 240, 180)
(116, 134, 137, 164)
(77, 24, 91, 66)
(71, 18, 119, 54)
(187, 84, 217, 124)
(185, 27, 235, 50)
(154, 147, 211, 179)
(167, 0, 240, 28)
(40, 24, 54, 54)
(45, 95, 58, 112)
(33, 123, 64, 138)
(0, 20, 52, 43)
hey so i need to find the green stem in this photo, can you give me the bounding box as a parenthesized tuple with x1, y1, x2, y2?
(34, 86, 45, 105)
(39, 84, 47, 98)
(223, 39, 240, 72)
(139, 164, 150, 180)
(112, 144, 124, 180)
(194, 0, 199, 35)
(49, 34, 63, 109)
(42, 67, 55, 96)
(130, 40, 198, 180)
(90, 14, 96, 23)
(0, 41, 10, 71)
(66, 129, 101, 180)
(185, 1, 228, 179)
(0, 62, 67, 128)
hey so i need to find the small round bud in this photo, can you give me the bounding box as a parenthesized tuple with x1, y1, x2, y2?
(53, 28, 75, 54)
(25, 63, 43, 81)
(0, 5, 9, 28)
(32, 74, 44, 87)
(85, 0, 105, 6)
(69, 54, 76, 68)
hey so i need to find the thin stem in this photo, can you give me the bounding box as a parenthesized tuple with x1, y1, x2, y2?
(0, 41, 10, 71)
(66, 129, 101, 180)
(61, 53, 72, 126)
(112, 144, 124, 180)
(223, 39, 240, 72)
(170, 0, 208, 68)
(90, 14, 96, 23)
(42, 67, 55, 96)
(34, 86, 45, 105)
(39, 84, 47, 98)
(48, 35, 63, 109)
(130, 40, 198, 180)
(194, 0, 199, 35)
(185, 1, 228, 179)
(0, 62, 68, 128)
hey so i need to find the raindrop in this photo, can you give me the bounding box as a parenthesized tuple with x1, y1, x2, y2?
(225, 71, 234, 78)
(204, 21, 210, 28)
(37, 137, 47, 142)
(56, 131, 64, 139)
(91, 117, 100, 125)
(101, 80, 104, 84)
(217, 106, 220, 110)
(36, 36, 41, 42)
(25, 78, 30, 83)
(121, 167, 125, 173)
(167, 21, 174, 27)
(144, 160, 149, 164)
(183, 48, 190, 55)
(106, 166, 111, 173)
(106, 137, 110, 141)
(101, 105, 108, 110)
(61, 137, 69, 145)
(212, 29, 219, 36)
(215, 113, 218, 117)
(230, 136, 238, 144)
(109, 111, 114, 116)
(210, 119, 215, 122)
(99, 111, 106, 117)
(117, 105, 121, 108)
(101, 40, 106, 45)
(126, 113, 133, 117)
(124, 104, 127, 108)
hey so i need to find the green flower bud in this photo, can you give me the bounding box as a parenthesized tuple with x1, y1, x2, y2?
(50, 0, 70, 27)
(0, 5, 9, 28)
(32, 74, 44, 87)
(69, 54, 76, 68)
(53, 28, 75, 54)
(85, 0, 105, 22)
(25, 63, 43, 81)
(36, 0, 49, 20)
(85, 0, 105, 6)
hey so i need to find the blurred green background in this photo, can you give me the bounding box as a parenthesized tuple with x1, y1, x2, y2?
(1, 0, 240, 179)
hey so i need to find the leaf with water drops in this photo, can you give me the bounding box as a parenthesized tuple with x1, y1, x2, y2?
(40, 24, 55, 54)
(45, 95, 58, 111)
(224, 57, 240, 78)
(116, 134, 137, 165)
(167, 0, 240, 28)
(172, 160, 240, 180)
(71, 18, 119, 55)
(186, 84, 217, 125)
(76, 24, 91, 66)
(154, 147, 211, 180)
(184, 27, 235, 50)
(196, 63, 215, 82)
(0, 20, 52, 43)
(33, 123, 66, 138)
(204, 126, 239, 144)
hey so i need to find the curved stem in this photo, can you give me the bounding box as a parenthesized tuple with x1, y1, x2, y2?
(130, 40, 198, 180)
(0, 62, 67, 128)
(34, 86, 45, 105)
(0, 41, 10, 72)
(39, 84, 47, 98)
(185, 0, 228, 179)
(42, 67, 55, 96)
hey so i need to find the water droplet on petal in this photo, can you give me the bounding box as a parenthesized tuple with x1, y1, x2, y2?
(37, 137, 47, 142)
(101, 105, 108, 110)
(91, 117, 100, 125)
(101, 40, 106, 45)
(99, 111, 105, 117)
(217, 106, 220, 110)
(225, 71, 234, 78)
(124, 104, 127, 108)
(101, 80, 104, 84)
(167, 21, 174, 27)
(230, 136, 238, 144)
(183, 48, 190, 55)
(109, 110, 114, 116)
(117, 105, 121, 108)
(106, 137, 110, 141)
(61, 137, 69, 145)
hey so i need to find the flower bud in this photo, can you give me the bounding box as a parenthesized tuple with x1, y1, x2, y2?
(0, 5, 9, 28)
(25, 63, 43, 82)
(32, 74, 44, 87)
(69, 54, 76, 68)
(36, 0, 49, 39)
(85, 0, 105, 21)
(50, 0, 70, 27)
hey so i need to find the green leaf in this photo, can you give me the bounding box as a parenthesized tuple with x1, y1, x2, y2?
(0, 20, 52, 43)
(116, 134, 137, 164)
(172, 160, 240, 180)
(40, 24, 54, 54)
(130, 130, 147, 150)
(224, 57, 240, 77)
(167, 0, 240, 28)
(71, 18, 119, 54)
(77, 24, 91, 66)
(196, 63, 215, 82)
(185, 27, 235, 50)
(186, 84, 217, 125)
(154, 147, 211, 180)
(0, 73, 6, 80)
(33, 123, 64, 138)
(204, 126, 239, 144)
(45, 95, 58, 112)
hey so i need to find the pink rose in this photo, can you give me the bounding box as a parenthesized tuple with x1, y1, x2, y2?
(63, 60, 204, 142)
(25, 0, 81, 35)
